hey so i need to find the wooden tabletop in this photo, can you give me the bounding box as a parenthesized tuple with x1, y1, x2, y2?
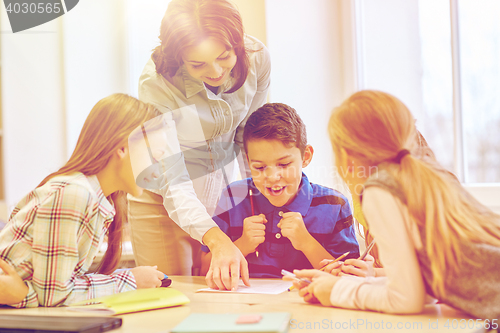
(0, 276, 478, 333)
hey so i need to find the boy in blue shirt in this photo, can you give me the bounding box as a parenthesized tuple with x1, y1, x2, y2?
(201, 103, 359, 278)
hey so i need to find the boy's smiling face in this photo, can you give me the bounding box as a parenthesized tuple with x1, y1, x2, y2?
(247, 139, 313, 207)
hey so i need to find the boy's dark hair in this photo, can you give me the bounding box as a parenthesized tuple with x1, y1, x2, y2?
(243, 103, 307, 155)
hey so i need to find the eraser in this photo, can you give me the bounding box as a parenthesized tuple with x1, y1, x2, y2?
(235, 314, 262, 324)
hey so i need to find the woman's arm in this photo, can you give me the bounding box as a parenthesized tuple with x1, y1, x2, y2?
(138, 40, 270, 288)
(152, 123, 249, 290)
(207, 42, 270, 288)
(138, 67, 251, 290)
(328, 187, 425, 314)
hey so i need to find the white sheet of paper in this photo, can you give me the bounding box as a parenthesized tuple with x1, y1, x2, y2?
(196, 279, 293, 294)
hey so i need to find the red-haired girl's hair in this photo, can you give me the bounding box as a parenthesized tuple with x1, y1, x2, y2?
(329, 90, 500, 297)
(152, 0, 255, 94)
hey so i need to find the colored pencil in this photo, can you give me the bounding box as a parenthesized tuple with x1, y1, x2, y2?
(250, 189, 259, 258)
(281, 269, 311, 291)
(319, 251, 350, 271)
(359, 239, 376, 260)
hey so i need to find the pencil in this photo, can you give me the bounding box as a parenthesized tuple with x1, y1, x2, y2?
(281, 269, 311, 291)
(359, 239, 376, 260)
(250, 189, 259, 258)
(319, 251, 350, 271)
(249, 189, 255, 215)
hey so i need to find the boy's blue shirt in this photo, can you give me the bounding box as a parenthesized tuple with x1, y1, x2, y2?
(201, 173, 360, 278)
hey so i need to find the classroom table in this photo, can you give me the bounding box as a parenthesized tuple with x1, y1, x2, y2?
(0, 276, 481, 333)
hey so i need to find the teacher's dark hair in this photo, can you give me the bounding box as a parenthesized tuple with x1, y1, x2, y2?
(151, 0, 256, 94)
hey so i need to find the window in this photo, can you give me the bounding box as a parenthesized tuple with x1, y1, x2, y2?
(455, 0, 500, 183)
(352, 0, 500, 212)
(419, 0, 500, 184)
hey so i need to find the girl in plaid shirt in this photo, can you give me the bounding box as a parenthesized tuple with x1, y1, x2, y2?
(0, 94, 165, 307)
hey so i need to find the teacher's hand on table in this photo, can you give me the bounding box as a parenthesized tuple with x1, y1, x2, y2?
(0, 258, 29, 305)
(203, 227, 250, 291)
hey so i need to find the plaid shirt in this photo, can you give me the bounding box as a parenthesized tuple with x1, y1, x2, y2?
(139, 35, 271, 242)
(0, 173, 136, 307)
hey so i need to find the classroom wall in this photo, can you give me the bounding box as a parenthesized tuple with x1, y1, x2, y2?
(359, 0, 424, 117)
(0, 0, 131, 212)
(63, 0, 130, 158)
(0, 0, 272, 215)
(233, 0, 267, 46)
(265, 0, 353, 198)
(127, 0, 174, 100)
(1, 11, 66, 212)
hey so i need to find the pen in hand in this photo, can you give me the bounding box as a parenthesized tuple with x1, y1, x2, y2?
(358, 239, 376, 260)
(318, 239, 376, 272)
(250, 189, 259, 258)
(281, 269, 311, 291)
(319, 251, 350, 271)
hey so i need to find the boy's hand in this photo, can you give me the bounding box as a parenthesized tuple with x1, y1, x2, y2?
(236, 214, 267, 256)
(277, 212, 312, 250)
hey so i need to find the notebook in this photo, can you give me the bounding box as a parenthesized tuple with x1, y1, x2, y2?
(0, 315, 122, 333)
(69, 287, 190, 315)
(171, 312, 291, 333)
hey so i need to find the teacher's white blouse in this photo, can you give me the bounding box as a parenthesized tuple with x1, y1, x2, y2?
(138, 35, 271, 242)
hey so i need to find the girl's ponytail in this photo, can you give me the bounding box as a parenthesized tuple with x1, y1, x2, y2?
(330, 90, 500, 299)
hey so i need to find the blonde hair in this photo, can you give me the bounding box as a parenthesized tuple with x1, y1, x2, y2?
(39, 94, 161, 275)
(351, 131, 439, 269)
(329, 90, 500, 297)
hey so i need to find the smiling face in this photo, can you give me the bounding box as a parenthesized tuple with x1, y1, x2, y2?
(182, 38, 237, 88)
(247, 139, 313, 207)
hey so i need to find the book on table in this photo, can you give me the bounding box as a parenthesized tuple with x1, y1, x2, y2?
(171, 312, 292, 333)
(69, 287, 190, 315)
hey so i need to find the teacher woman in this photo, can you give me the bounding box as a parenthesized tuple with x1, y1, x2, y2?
(129, 0, 271, 290)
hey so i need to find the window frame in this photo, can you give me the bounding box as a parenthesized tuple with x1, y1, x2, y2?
(345, 0, 500, 212)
